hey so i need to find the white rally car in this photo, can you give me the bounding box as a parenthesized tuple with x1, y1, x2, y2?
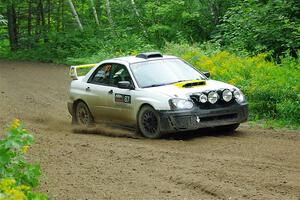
(68, 52, 248, 138)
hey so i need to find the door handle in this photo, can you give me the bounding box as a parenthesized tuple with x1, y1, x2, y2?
(108, 89, 113, 94)
(86, 87, 91, 92)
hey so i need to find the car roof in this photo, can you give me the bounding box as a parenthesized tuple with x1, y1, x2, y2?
(104, 55, 178, 65)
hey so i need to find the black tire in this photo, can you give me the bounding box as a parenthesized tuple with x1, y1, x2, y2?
(75, 101, 94, 126)
(215, 123, 240, 132)
(137, 105, 162, 139)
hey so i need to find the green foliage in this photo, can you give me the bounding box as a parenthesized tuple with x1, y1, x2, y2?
(0, 119, 47, 200)
(1, 0, 298, 58)
(0, 15, 6, 25)
(214, 0, 300, 56)
(1, 28, 155, 64)
(143, 0, 232, 46)
(165, 43, 300, 127)
(0, 0, 299, 128)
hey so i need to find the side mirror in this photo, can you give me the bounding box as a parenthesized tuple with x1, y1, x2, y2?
(203, 71, 210, 78)
(117, 81, 134, 89)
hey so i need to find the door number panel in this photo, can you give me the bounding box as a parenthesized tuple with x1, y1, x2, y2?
(115, 93, 131, 104)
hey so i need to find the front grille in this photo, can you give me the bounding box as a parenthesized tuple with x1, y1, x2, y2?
(200, 113, 237, 122)
(197, 100, 237, 109)
(173, 116, 190, 129)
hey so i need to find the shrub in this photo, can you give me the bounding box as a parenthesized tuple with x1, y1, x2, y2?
(0, 119, 47, 200)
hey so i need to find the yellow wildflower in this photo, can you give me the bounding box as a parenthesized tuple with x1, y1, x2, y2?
(228, 78, 237, 85)
(21, 145, 30, 154)
(131, 50, 138, 56)
(11, 119, 21, 129)
(0, 179, 28, 200)
(4, 188, 25, 200)
(0, 178, 16, 189)
(16, 185, 30, 191)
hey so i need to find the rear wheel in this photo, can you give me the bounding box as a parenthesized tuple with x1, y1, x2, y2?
(137, 105, 162, 139)
(215, 123, 240, 132)
(75, 101, 94, 126)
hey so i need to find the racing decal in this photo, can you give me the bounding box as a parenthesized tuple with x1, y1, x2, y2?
(174, 80, 206, 88)
(115, 93, 131, 104)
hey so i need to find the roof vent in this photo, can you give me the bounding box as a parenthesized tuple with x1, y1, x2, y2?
(136, 52, 163, 59)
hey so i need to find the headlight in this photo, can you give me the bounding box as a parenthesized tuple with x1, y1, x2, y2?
(222, 89, 233, 102)
(233, 89, 245, 103)
(199, 93, 208, 103)
(169, 98, 194, 110)
(208, 91, 219, 104)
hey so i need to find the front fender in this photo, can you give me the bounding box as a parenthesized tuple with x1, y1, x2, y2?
(135, 97, 170, 111)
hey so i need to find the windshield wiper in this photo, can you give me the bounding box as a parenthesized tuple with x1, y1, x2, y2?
(143, 79, 202, 88)
(143, 83, 169, 88)
(167, 79, 191, 85)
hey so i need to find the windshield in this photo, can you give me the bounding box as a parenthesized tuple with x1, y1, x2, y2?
(130, 59, 206, 88)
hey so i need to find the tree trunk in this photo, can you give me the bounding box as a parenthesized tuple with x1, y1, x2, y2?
(67, 0, 83, 30)
(35, 0, 42, 42)
(130, 0, 148, 37)
(97, 0, 102, 23)
(209, 0, 220, 25)
(56, 0, 64, 31)
(27, 0, 32, 48)
(40, 0, 47, 42)
(105, 0, 115, 28)
(61, 0, 65, 30)
(56, 0, 60, 31)
(47, 0, 51, 32)
(7, 3, 18, 51)
(90, 0, 100, 25)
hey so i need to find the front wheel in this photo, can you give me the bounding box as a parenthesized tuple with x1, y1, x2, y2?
(75, 101, 94, 126)
(137, 105, 162, 139)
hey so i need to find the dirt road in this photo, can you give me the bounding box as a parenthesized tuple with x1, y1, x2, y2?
(0, 60, 299, 200)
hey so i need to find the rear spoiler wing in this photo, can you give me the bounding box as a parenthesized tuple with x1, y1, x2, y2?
(69, 64, 97, 80)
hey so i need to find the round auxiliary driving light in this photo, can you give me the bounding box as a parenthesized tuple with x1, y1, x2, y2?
(199, 94, 208, 103)
(222, 89, 233, 102)
(208, 91, 219, 104)
(233, 90, 245, 103)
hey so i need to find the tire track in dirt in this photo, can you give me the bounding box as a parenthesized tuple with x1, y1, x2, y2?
(1, 60, 299, 200)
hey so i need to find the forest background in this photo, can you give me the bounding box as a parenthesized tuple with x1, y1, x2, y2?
(0, 0, 299, 127)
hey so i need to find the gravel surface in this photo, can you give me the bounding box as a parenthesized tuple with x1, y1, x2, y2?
(0, 60, 299, 200)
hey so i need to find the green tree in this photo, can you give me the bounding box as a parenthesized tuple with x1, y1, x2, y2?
(214, 0, 300, 56)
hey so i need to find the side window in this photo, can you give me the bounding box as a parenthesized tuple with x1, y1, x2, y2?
(110, 64, 133, 87)
(89, 64, 112, 85)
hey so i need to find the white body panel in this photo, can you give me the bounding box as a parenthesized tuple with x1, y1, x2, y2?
(69, 55, 243, 126)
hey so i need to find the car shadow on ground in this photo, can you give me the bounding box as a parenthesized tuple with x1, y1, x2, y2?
(71, 124, 142, 139)
(162, 128, 246, 141)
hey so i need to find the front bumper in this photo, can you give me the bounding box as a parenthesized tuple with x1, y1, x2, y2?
(158, 103, 248, 133)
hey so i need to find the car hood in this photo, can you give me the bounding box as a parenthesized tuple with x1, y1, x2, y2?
(143, 80, 237, 99)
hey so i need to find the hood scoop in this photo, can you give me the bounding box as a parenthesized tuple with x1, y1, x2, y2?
(175, 80, 206, 88)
